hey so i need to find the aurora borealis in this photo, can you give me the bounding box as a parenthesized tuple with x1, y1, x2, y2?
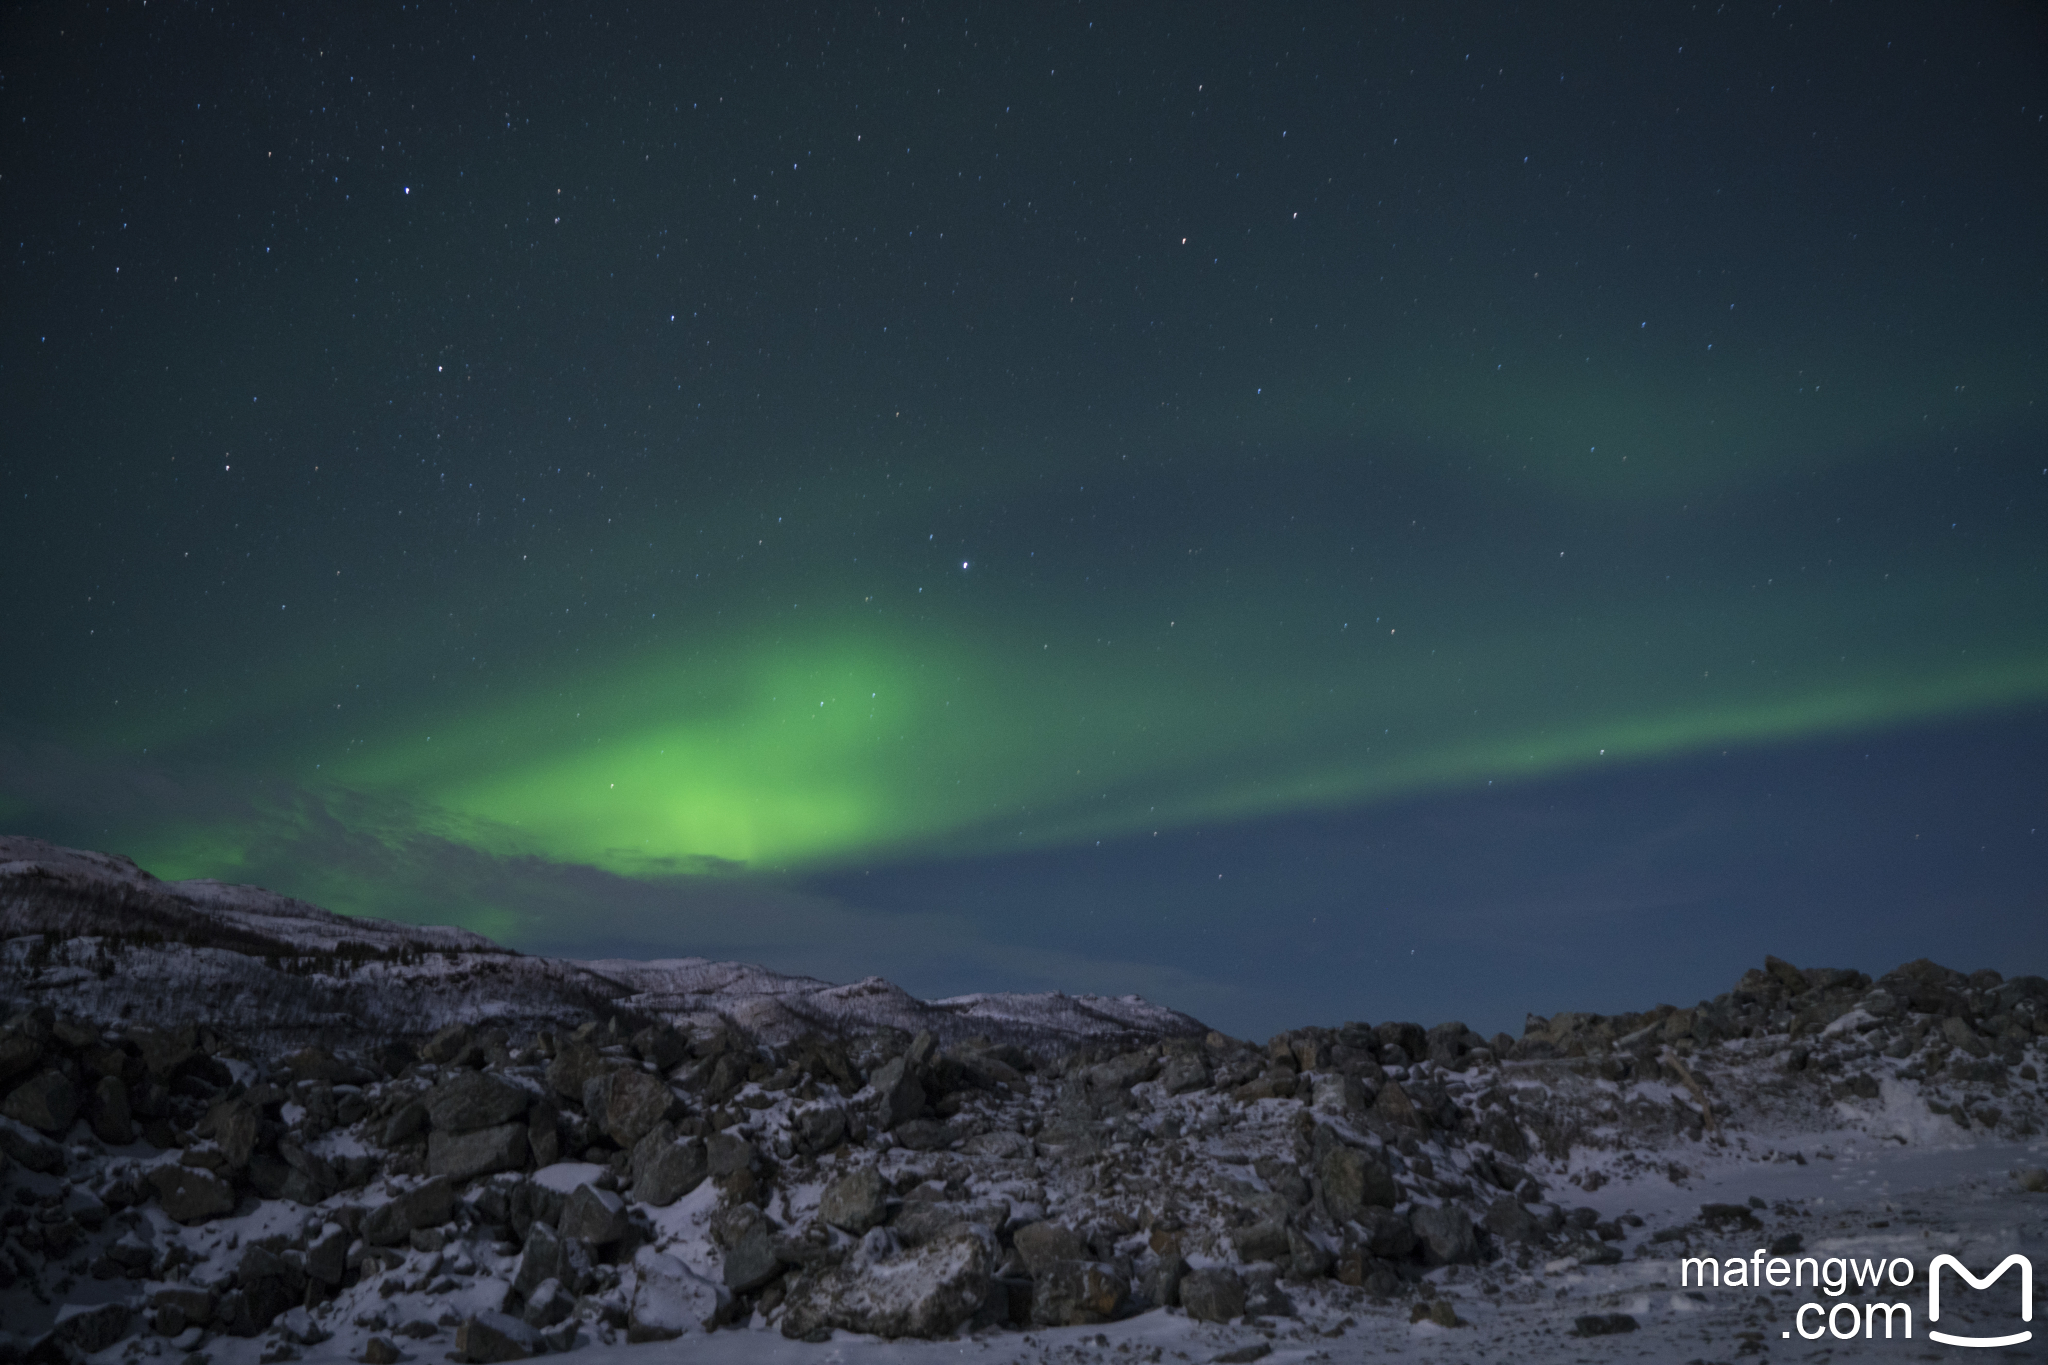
(3, 2, 2043, 1035)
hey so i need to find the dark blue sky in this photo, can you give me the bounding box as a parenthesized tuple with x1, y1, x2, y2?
(2, 1, 2042, 1038)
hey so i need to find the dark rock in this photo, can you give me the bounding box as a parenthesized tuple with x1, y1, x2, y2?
(588, 1068, 674, 1148)
(721, 1217, 782, 1293)
(779, 1230, 991, 1340)
(627, 1247, 725, 1340)
(1317, 1142, 1398, 1223)
(1482, 1196, 1542, 1244)
(306, 1224, 349, 1285)
(1573, 1312, 1639, 1336)
(521, 1277, 573, 1328)
(1139, 1252, 1188, 1308)
(526, 1097, 560, 1168)
(1012, 1220, 1088, 1278)
(705, 1130, 754, 1177)
(559, 1183, 628, 1245)
(428, 1121, 527, 1181)
(1179, 1267, 1246, 1323)
(1030, 1260, 1128, 1326)
(0, 1030, 41, 1083)
(794, 1105, 848, 1154)
(362, 1176, 458, 1246)
(148, 1164, 237, 1224)
(513, 1220, 594, 1298)
(426, 1071, 530, 1134)
(818, 1165, 888, 1234)
(892, 1117, 951, 1150)
(54, 1302, 131, 1353)
(382, 1099, 429, 1147)
(90, 1072, 134, 1144)
(362, 1337, 401, 1364)
(455, 1311, 541, 1362)
(867, 1055, 925, 1130)
(631, 1131, 708, 1207)
(418, 1024, 475, 1066)
(0, 1113, 65, 1172)
(1, 1068, 77, 1134)
(1410, 1204, 1480, 1266)
(546, 1038, 609, 1101)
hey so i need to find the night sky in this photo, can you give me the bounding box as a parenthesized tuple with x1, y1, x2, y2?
(4, 3, 2044, 1039)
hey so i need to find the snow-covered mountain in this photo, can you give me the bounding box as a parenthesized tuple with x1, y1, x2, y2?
(0, 836, 1206, 1056)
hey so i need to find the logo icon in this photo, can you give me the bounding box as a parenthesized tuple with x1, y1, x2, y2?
(1928, 1253, 2032, 1349)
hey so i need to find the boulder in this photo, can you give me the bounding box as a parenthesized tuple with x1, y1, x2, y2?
(627, 1247, 726, 1341)
(362, 1176, 458, 1246)
(795, 1105, 849, 1154)
(1139, 1252, 1188, 1308)
(306, 1223, 349, 1285)
(1373, 1079, 1426, 1130)
(1012, 1220, 1088, 1277)
(559, 1183, 627, 1246)
(521, 1277, 573, 1328)
(89, 1072, 134, 1144)
(418, 1024, 475, 1066)
(779, 1230, 991, 1340)
(427, 1070, 530, 1133)
(705, 1130, 755, 1177)
(959, 1128, 1032, 1159)
(632, 1132, 709, 1207)
(1030, 1259, 1128, 1326)
(1410, 1203, 1481, 1266)
(1179, 1267, 1246, 1323)
(1157, 1050, 1211, 1095)
(0, 1030, 41, 1083)
(52, 1302, 130, 1354)
(1317, 1143, 1397, 1223)
(0, 1114, 64, 1172)
(547, 1038, 608, 1101)
(513, 1220, 594, 1298)
(382, 1099, 429, 1147)
(455, 1311, 541, 1362)
(1, 1068, 77, 1134)
(147, 1163, 236, 1224)
(867, 1055, 925, 1130)
(588, 1068, 674, 1148)
(1311, 1072, 1368, 1119)
(818, 1165, 888, 1234)
(722, 1216, 783, 1293)
(1482, 1196, 1542, 1245)
(428, 1121, 527, 1181)
(1356, 1205, 1418, 1260)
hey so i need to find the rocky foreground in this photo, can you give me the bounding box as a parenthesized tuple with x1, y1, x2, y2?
(1, 842, 2045, 1365)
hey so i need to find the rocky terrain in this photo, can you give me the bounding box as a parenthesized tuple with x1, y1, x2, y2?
(2, 837, 2045, 1365)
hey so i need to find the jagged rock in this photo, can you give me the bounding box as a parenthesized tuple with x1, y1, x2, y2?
(1180, 1267, 1246, 1323)
(587, 1067, 674, 1147)
(0, 1029, 41, 1082)
(276, 1306, 332, 1345)
(546, 1038, 608, 1101)
(1234, 1220, 1290, 1263)
(794, 1104, 848, 1153)
(205, 1094, 265, 1168)
(780, 1230, 991, 1340)
(867, 1054, 926, 1129)
(522, 1277, 573, 1328)
(1373, 1079, 1426, 1130)
(383, 1098, 429, 1147)
(362, 1337, 401, 1364)
(627, 1247, 726, 1341)
(705, 1130, 754, 1176)
(1030, 1259, 1128, 1326)
(455, 1311, 541, 1362)
(514, 1220, 595, 1297)
(428, 1121, 527, 1181)
(418, 1024, 475, 1066)
(1355, 1206, 1418, 1260)
(1411, 1203, 1481, 1265)
(1140, 1251, 1188, 1307)
(959, 1128, 1032, 1159)
(427, 1070, 531, 1133)
(1317, 1142, 1397, 1222)
(0, 1113, 64, 1172)
(1012, 1220, 1087, 1276)
(818, 1165, 888, 1233)
(53, 1301, 131, 1353)
(362, 1175, 458, 1245)
(1, 1068, 77, 1133)
(1157, 1049, 1210, 1095)
(89, 1071, 134, 1144)
(526, 1096, 561, 1167)
(631, 1130, 709, 1206)
(1483, 1196, 1542, 1244)
(891, 1198, 1007, 1247)
(721, 1215, 783, 1293)
(148, 1163, 237, 1224)
(1311, 1071, 1368, 1118)
(559, 1183, 627, 1245)
(306, 1223, 349, 1285)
